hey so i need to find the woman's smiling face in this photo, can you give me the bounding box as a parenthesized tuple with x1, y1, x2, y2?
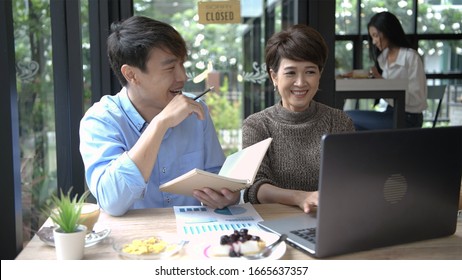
(270, 58, 321, 112)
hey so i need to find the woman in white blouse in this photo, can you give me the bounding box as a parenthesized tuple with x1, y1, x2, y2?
(346, 11, 427, 130)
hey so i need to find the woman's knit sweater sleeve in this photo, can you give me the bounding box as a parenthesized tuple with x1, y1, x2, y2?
(242, 114, 276, 204)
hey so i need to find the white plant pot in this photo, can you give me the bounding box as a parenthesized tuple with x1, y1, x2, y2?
(53, 224, 87, 260)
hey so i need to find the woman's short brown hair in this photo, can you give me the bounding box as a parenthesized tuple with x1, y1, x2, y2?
(265, 24, 328, 83)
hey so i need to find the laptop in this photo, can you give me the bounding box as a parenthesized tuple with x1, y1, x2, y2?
(258, 126, 462, 258)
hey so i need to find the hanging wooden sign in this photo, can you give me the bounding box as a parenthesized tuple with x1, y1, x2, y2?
(198, 0, 241, 24)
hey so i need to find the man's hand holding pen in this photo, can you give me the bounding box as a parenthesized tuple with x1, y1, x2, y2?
(158, 94, 205, 128)
(193, 86, 214, 100)
(154, 87, 214, 129)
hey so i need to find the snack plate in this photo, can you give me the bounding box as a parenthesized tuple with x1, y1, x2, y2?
(113, 234, 186, 260)
(37, 226, 111, 247)
(184, 230, 286, 260)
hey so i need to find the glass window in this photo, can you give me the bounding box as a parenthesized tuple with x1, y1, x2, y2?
(81, 0, 92, 112)
(362, 39, 375, 70)
(14, 0, 57, 244)
(360, 0, 414, 34)
(335, 0, 359, 34)
(274, 1, 283, 33)
(420, 40, 462, 73)
(417, 1, 462, 34)
(134, 0, 246, 154)
(335, 0, 419, 35)
(335, 41, 354, 75)
(334, 0, 461, 127)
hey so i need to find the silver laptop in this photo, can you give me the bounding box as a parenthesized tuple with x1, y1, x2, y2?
(258, 126, 462, 258)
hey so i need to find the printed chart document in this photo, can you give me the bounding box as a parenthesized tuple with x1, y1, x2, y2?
(159, 137, 272, 196)
(173, 203, 263, 240)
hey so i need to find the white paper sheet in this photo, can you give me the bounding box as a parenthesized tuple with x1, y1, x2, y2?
(173, 203, 263, 240)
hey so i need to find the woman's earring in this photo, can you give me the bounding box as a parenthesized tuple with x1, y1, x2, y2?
(274, 85, 279, 94)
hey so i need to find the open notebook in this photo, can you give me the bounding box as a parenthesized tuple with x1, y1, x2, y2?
(159, 138, 272, 196)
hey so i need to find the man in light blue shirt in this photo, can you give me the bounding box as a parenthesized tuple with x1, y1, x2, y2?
(79, 16, 240, 216)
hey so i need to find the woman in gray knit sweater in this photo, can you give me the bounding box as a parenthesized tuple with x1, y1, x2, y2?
(243, 24, 355, 213)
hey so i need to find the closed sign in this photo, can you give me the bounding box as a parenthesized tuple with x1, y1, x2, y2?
(198, 0, 241, 24)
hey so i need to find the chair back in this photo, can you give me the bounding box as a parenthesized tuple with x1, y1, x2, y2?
(426, 85, 447, 128)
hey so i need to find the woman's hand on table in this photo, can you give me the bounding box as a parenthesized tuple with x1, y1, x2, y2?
(296, 191, 319, 214)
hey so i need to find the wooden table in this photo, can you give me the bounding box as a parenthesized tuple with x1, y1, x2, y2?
(15, 204, 462, 260)
(336, 79, 407, 129)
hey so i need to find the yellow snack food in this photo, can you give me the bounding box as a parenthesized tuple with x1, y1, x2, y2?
(122, 236, 171, 255)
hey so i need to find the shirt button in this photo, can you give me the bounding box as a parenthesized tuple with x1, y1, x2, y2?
(162, 167, 166, 173)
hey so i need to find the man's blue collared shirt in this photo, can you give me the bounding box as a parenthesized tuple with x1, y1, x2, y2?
(79, 87, 225, 216)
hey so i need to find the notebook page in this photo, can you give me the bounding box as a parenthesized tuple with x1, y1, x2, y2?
(218, 138, 272, 181)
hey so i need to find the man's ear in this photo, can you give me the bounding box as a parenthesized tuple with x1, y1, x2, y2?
(121, 64, 137, 84)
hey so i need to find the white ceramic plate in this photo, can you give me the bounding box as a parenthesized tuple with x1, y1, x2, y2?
(185, 230, 286, 260)
(113, 234, 186, 260)
(37, 226, 111, 247)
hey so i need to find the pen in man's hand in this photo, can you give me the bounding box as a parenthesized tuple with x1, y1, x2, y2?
(193, 86, 214, 100)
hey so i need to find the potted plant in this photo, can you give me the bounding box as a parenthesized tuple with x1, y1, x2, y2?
(48, 188, 89, 260)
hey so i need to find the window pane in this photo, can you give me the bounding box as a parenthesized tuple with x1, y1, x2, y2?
(336, 0, 359, 34)
(274, 1, 282, 32)
(360, 0, 414, 34)
(362, 39, 375, 70)
(81, 0, 92, 112)
(419, 39, 462, 73)
(14, 0, 57, 244)
(335, 41, 354, 75)
(417, 1, 462, 34)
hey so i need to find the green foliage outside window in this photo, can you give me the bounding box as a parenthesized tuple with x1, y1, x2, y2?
(135, 4, 243, 155)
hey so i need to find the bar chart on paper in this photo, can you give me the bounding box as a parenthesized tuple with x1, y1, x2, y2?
(173, 203, 263, 239)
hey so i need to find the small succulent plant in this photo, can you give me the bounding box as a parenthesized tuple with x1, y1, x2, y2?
(48, 188, 89, 233)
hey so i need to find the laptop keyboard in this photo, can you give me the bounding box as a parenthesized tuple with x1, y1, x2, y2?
(291, 227, 317, 244)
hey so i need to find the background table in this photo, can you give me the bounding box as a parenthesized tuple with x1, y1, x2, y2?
(336, 79, 407, 129)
